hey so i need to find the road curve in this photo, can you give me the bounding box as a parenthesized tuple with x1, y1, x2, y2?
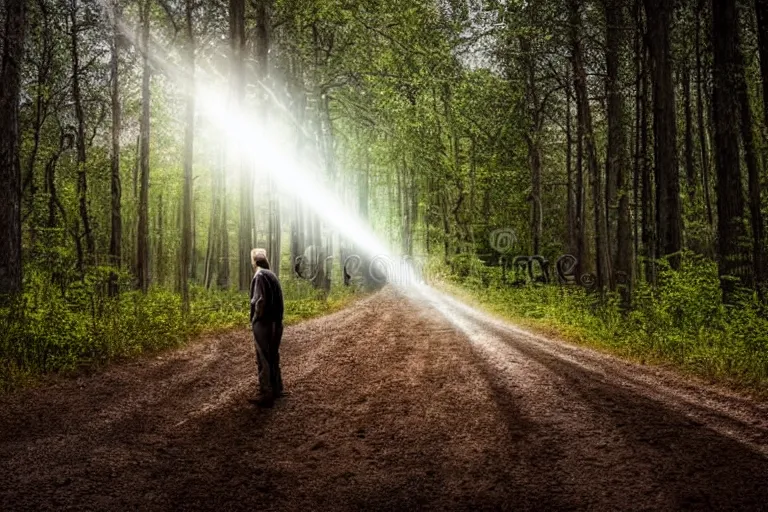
(1, 287, 767, 511)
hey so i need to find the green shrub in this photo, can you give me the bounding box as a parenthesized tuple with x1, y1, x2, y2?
(0, 272, 360, 392)
(446, 252, 768, 393)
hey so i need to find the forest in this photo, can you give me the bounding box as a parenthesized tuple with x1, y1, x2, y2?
(1, 0, 768, 392)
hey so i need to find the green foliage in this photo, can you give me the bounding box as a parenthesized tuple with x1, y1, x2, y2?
(0, 271, 359, 392)
(446, 254, 768, 394)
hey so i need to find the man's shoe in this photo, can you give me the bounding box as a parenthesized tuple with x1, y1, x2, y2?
(248, 394, 274, 408)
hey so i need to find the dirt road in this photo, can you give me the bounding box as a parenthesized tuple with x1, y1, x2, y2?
(1, 287, 767, 511)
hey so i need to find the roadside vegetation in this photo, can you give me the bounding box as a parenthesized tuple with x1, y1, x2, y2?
(0, 271, 358, 392)
(436, 254, 768, 396)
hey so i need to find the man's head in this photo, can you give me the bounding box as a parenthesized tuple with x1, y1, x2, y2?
(251, 248, 270, 271)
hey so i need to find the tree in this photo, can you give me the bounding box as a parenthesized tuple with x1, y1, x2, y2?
(0, 0, 26, 297)
(570, 0, 611, 290)
(180, 0, 196, 312)
(604, 0, 633, 290)
(231, 0, 252, 291)
(137, 0, 152, 293)
(108, 0, 123, 297)
(711, 0, 752, 299)
(70, 0, 95, 272)
(644, 0, 682, 269)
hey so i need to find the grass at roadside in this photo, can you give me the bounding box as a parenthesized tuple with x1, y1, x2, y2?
(435, 254, 768, 397)
(0, 277, 361, 392)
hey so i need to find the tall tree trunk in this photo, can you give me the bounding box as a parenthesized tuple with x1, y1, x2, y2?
(633, 0, 642, 276)
(683, 63, 696, 202)
(605, 0, 633, 290)
(756, 0, 768, 131)
(256, 0, 279, 276)
(696, 3, 714, 228)
(640, 43, 655, 283)
(137, 0, 151, 293)
(566, 75, 577, 255)
(644, 0, 682, 269)
(157, 193, 165, 286)
(45, 131, 66, 229)
(290, 63, 306, 272)
(108, 0, 123, 297)
(571, 0, 611, 290)
(231, 0, 251, 291)
(576, 77, 586, 277)
(23, 0, 52, 208)
(217, 148, 230, 288)
(400, 164, 410, 255)
(520, 35, 543, 256)
(736, 37, 765, 291)
(0, 0, 26, 297)
(754, 0, 768, 289)
(411, 165, 419, 255)
(203, 157, 221, 289)
(711, 0, 752, 299)
(180, 0, 195, 313)
(71, 0, 94, 270)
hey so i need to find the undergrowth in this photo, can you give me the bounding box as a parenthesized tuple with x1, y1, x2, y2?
(0, 270, 359, 392)
(440, 253, 768, 395)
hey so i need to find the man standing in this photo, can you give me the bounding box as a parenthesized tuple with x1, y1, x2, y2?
(249, 248, 285, 407)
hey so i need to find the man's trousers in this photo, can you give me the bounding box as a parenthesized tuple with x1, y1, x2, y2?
(252, 320, 284, 396)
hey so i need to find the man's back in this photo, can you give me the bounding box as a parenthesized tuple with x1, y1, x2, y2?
(250, 269, 284, 323)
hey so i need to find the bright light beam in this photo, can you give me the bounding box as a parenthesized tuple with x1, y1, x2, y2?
(193, 84, 393, 260)
(107, 9, 396, 268)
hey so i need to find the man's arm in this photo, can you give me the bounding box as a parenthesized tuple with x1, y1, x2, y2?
(250, 273, 266, 323)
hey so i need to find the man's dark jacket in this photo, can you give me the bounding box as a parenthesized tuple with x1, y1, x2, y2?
(250, 269, 284, 324)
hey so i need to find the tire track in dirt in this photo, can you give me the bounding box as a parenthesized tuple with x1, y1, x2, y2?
(1, 287, 767, 511)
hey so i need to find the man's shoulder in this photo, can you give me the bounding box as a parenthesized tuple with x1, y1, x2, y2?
(257, 269, 280, 282)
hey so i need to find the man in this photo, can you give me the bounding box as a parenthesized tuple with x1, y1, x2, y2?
(249, 248, 285, 407)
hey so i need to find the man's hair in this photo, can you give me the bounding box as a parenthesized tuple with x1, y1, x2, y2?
(251, 248, 270, 270)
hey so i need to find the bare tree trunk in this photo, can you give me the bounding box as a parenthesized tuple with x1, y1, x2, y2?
(633, 0, 642, 276)
(217, 148, 230, 288)
(231, 0, 251, 291)
(290, 62, 306, 271)
(644, 0, 682, 269)
(683, 63, 696, 202)
(0, 0, 26, 297)
(576, 78, 586, 278)
(23, 0, 53, 208)
(137, 0, 151, 293)
(736, 34, 765, 291)
(712, 0, 752, 299)
(440, 187, 451, 261)
(753, 0, 768, 290)
(696, 3, 714, 228)
(411, 165, 419, 255)
(605, 0, 633, 291)
(571, 0, 611, 290)
(180, 0, 195, 313)
(520, 35, 543, 256)
(640, 43, 655, 283)
(108, 0, 123, 296)
(45, 130, 66, 229)
(756, 0, 768, 131)
(566, 76, 577, 256)
(204, 148, 222, 289)
(70, 0, 94, 271)
(156, 193, 165, 286)
(256, 0, 279, 276)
